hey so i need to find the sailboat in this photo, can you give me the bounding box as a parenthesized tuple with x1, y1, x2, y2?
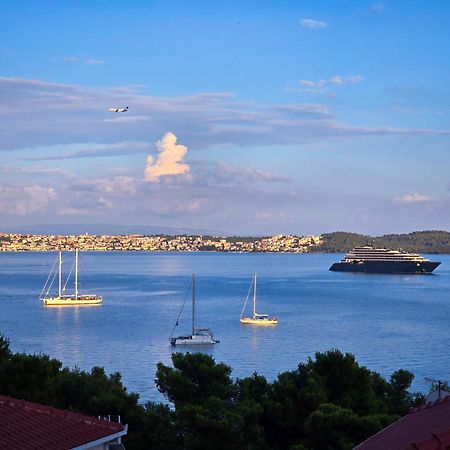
(40, 251, 102, 306)
(170, 274, 219, 345)
(240, 273, 277, 325)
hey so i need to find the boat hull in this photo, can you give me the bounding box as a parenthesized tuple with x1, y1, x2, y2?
(171, 335, 218, 346)
(41, 295, 102, 306)
(240, 317, 278, 325)
(329, 261, 440, 274)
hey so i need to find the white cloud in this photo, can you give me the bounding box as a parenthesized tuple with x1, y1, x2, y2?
(89, 176, 139, 195)
(23, 141, 149, 161)
(300, 19, 328, 29)
(216, 162, 290, 183)
(394, 193, 435, 204)
(289, 75, 365, 94)
(393, 105, 444, 116)
(0, 184, 57, 215)
(1, 77, 449, 154)
(0, 165, 75, 178)
(271, 103, 334, 119)
(102, 115, 152, 124)
(59, 56, 104, 65)
(144, 132, 190, 182)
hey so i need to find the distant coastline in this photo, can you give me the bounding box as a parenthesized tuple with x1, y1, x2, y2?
(1, 230, 449, 254)
(313, 231, 450, 254)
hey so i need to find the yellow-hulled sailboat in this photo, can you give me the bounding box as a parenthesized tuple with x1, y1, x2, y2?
(40, 251, 102, 306)
(240, 272, 277, 325)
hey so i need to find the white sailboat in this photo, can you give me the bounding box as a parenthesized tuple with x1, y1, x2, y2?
(170, 274, 218, 345)
(240, 273, 277, 325)
(40, 251, 102, 306)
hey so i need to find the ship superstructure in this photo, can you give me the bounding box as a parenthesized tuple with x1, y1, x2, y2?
(329, 246, 440, 274)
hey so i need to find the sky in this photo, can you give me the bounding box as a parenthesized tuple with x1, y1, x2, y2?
(1, 0, 449, 236)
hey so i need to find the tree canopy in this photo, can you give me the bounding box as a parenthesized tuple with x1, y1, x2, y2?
(0, 334, 425, 450)
(311, 230, 450, 253)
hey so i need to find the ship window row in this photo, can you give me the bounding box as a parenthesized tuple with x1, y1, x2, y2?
(343, 258, 427, 262)
(350, 251, 421, 257)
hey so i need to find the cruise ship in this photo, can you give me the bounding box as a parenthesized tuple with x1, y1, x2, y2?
(329, 246, 441, 274)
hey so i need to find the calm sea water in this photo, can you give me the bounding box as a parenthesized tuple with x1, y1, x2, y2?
(0, 251, 449, 402)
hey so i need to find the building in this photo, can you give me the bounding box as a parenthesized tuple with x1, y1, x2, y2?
(355, 396, 450, 450)
(0, 395, 127, 450)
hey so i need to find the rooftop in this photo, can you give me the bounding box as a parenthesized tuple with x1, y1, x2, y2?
(0, 395, 127, 450)
(355, 396, 450, 450)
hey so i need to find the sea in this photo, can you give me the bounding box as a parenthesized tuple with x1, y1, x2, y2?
(0, 251, 449, 403)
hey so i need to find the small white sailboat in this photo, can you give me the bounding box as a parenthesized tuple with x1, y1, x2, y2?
(170, 274, 218, 345)
(40, 251, 102, 306)
(240, 272, 277, 325)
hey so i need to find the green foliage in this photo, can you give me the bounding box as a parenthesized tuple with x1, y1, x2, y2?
(0, 352, 62, 404)
(0, 334, 11, 360)
(0, 334, 424, 450)
(156, 353, 266, 450)
(132, 402, 177, 450)
(304, 404, 391, 450)
(311, 230, 450, 253)
(389, 369, 415, 415)
(259, 349, 411, 449)
(156, 352, 235, 406)
(0, 334, 145, 450)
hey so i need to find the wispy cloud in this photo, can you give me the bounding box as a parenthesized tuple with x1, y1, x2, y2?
(300, 19, 328, 29)
(271, 103, 335, 119)
(144, 133, 190, 182)
(393, 105, 444, 116)
(216, 162, 291, 183)
(0, 184, 57, 215)
(59, 56, 104, 65)
(103, 115, 152, 123)
(288, 75, 365, 94)
(23, 141, 149, 161)
(72, 176, 139, 195)
(0, 165, 72, 176)
(1, 77, 449, 155)
(394, 192, 435, 205)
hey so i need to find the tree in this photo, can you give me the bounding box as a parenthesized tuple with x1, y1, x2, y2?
(0, 333, 145, 450)
(0, 334, 11, 360)
(0, 334, 423, 450)
(389, 369, 416, 415)
(156, 352, 266, 449)
(304, 403, 392, 450)
(156, 352, 235, 406)
(262, 350, 412, 449)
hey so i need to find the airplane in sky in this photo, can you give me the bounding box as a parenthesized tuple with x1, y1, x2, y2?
(108, 106, 128, 113)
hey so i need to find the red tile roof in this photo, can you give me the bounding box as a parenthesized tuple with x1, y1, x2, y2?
(0, 395, 126, 450)
(355, 396, 450, 450)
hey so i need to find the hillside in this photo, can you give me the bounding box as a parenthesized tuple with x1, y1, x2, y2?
(312, 231, 450, 254)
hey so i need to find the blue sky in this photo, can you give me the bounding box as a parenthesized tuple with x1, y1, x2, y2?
(1, 0, 449, 235)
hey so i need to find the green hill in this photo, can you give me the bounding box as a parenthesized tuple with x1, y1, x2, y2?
(312, 230, 450, 254)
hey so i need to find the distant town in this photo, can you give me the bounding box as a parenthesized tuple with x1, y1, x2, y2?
(2, 230, 449, 253)
(0, 233, 322, 253)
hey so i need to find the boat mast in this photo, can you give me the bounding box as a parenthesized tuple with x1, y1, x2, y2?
(75, 250, 79, 299)
(58, 251, 62, 297)
(253, 272, 257, 318)
(192, 273, 195, 334)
